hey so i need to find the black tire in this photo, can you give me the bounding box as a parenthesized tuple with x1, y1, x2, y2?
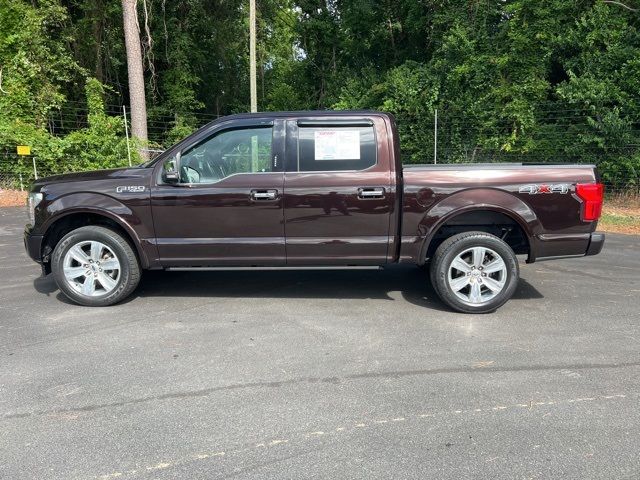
(429, 231, 519, 313)
(51, 226, 141, 306)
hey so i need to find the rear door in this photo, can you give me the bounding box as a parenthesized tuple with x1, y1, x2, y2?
(283, 116, 395, 265)
(151, 119, 286, 267)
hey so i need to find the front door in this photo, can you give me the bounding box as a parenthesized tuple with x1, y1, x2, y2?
(151, 121, 285, 267)
(283, 117, 394, 265)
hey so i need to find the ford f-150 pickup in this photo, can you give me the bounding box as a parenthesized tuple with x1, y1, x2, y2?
(24, 111, 605, 312)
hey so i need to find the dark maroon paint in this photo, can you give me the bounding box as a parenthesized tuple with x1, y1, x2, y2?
(24, 111, 604, 272)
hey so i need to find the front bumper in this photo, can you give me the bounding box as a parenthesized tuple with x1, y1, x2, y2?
(24, 226, 43, 263)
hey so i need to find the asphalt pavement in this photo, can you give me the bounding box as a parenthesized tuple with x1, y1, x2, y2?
(1, 206, 639, 480)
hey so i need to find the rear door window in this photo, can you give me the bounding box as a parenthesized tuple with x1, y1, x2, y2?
(297, 125, 376, 172)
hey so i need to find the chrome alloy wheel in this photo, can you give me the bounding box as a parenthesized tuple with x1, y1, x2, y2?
(62, 241, 121, 297)
(447, 246, 507, 305)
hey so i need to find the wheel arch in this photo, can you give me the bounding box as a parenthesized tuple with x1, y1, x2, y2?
(41, 208, 148, 271)
(417, 189, 539, 264)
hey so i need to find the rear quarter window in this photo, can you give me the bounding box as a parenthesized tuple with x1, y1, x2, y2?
(297, 126, 376, 172)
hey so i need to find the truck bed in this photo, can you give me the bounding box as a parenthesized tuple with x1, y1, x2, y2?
(399, 163, 599, 263)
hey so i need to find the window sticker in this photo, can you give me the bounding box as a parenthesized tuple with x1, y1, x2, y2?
(314, 130, 360, 160)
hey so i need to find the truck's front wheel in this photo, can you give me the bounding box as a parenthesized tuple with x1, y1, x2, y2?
(51, 226, 141, 306)
(429, 232, 519, 313)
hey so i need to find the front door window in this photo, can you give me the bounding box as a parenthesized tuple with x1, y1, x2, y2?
(179, 127, 273, 184)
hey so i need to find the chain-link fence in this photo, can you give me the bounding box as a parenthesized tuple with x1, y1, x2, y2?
(2, 155, 637, 202)
(0, 148, 166, 191)
(0, 154, 34, 191)
(2, 107, 639, 200)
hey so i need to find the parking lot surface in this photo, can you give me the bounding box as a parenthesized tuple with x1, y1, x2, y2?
(1, 206, 639, 479)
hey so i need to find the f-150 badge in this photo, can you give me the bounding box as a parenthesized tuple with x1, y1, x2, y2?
(115, 185, 146, 193)
(519, 184, 570, 195)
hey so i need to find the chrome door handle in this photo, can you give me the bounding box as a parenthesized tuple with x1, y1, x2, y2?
(358, 187, 385, 199)
(251, 189, 278, 200)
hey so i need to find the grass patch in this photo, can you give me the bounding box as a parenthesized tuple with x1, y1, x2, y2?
(605, 192, 640, 209)
(599, 206, 640, 235)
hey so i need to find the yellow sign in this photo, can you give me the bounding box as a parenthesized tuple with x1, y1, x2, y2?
(17, 145, 31, 156)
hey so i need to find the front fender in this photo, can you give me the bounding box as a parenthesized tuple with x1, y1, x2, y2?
(40, 192, 152, 268)
(415, 188, 541, 263)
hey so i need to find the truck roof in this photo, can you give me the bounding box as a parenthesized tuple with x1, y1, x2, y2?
(219, 110, 391, 121)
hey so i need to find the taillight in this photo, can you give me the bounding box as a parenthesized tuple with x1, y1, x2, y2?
(575, 183, 604, 221)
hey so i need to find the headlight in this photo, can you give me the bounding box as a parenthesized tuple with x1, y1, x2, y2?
(27, 192, 43, 226)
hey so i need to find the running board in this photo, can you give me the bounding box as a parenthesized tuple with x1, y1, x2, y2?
(166, 266, 383, 271)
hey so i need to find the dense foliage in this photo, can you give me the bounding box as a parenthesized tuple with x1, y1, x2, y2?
(1, 0, 639, 189)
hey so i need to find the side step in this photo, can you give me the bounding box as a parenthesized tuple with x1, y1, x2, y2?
(166, 266, 383, 271)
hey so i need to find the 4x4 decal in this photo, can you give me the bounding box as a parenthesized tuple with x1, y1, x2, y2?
(518, 184, 570, 195)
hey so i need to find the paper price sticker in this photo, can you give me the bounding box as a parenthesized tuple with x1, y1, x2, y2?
(314, 130, 360, 160)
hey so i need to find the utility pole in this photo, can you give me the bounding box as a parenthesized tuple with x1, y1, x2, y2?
(123, 105, 132, 166)
(249, 0, 257, 113)
(433, 109, 438, 164)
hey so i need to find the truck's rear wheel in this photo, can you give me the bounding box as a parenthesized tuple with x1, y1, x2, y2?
(429, 231, 519, 313)
(51, 226, 140, 306)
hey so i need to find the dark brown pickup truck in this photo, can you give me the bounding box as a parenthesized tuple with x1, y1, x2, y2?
(24, 111, 605, 312)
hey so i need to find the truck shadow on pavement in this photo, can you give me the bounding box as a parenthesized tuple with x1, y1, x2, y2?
(33, 265, 543, 311)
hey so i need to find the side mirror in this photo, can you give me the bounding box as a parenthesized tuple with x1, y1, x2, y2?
(163, 156, 180, 184)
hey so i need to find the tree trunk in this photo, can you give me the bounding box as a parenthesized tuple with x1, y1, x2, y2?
(93, 0, 104, 83)
(122, 0, 148, 159)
